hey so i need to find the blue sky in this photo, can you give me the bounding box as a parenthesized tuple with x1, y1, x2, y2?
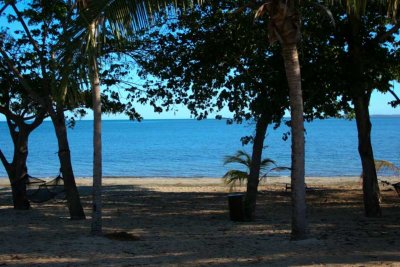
(0, 85, 399, 121)
(101, 83, 400, 120)
(369, 85, 400, 115)
(0, 4, 399, 121)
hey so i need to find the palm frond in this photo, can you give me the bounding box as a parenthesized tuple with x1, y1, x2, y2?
(269, 166, 292, 172)
(222, 150, 288, 190)
(222, 170, 248, 191)
(72, 0, 203, 41)
(260, 158, 276, 169)
(223, 170, 248, 181)
(59, 0, 204, 68)
(223, 150, 251, 168)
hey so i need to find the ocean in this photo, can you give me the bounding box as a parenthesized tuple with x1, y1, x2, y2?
(0, 117, 399, 178)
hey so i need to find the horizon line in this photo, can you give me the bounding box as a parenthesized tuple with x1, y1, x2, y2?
(1, 114, 399, 122)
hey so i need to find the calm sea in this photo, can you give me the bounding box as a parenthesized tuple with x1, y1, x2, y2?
(0, 117, 399, 178)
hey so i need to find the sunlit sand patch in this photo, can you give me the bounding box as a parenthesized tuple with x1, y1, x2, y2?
(1, 255, 84, 265)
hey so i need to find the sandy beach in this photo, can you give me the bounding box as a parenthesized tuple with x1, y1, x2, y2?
(0, 176, 399, 266)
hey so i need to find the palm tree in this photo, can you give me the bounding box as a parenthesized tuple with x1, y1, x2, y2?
(73, 0, 176, 234)
(70, 0, 204, 235)
(223, 150, 287, 191)
(73, 0, 104, 235)
(75, 0, 399, 240)
(255, 0, 307, 240)
(69, 0, 305, 238)
(223, 150, 273, 191)
(88, 20, 103, 235)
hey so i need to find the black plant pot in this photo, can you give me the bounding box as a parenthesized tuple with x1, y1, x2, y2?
(227, 193, 244, 221)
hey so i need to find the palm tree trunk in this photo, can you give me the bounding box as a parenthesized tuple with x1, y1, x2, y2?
(50, 108, 86, 219)
(354, 94, 381, 217)
(282, 43, 308, 240)
(244, 112, 269, 221)
(89, 22, 102, 235)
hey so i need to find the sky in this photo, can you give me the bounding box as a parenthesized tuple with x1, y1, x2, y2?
(95, 83, 400, 120)
(0, 84, 399, 121)
(0, 3, 399, 121)
(369, 85, 400, 115)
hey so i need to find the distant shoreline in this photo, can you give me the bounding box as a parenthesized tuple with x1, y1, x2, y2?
(370, 114, 400, 117)
(0, 114, 399, 122)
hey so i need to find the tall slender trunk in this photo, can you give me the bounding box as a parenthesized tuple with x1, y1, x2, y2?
(89, 21, 102, 235)
(282, 43, 308, 240)
(50, 108, 85, 219)
(244, 112, 269, 221)
(348, 13, 381, 217)
(354, 95, 381, 217)
(267, 0, 307, 239)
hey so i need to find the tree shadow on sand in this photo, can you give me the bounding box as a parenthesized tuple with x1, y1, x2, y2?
(0, 183, 399, 266)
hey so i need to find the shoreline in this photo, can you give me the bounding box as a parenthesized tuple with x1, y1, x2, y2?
(0, 176, 398, 187)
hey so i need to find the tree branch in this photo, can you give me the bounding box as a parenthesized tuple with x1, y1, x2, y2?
(0, 106, 22, 124)
(387, 88, 400, 107)
(27, 108, 47, 131)
(0, 73, 47, 127)
(0, 3, 9, 14)
(11, 4, 48, 77)
(6, 118, 17, 146)
(0, 149, 10, 170)
(375, 23, 400, 43)
(0, 46, 45, 106)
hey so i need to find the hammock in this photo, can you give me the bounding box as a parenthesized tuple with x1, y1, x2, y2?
(394, 183, 400, 197)
(25, 174, 65, 203)
(379, 179, 400, 198)
(369, 160, 400, 198)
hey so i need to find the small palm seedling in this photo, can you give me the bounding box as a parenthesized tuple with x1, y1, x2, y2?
(222, 150, 289, 191)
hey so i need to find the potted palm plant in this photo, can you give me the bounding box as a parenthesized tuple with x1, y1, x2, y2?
(223, 150, 289, 221)
(223, 150, 288, 191)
